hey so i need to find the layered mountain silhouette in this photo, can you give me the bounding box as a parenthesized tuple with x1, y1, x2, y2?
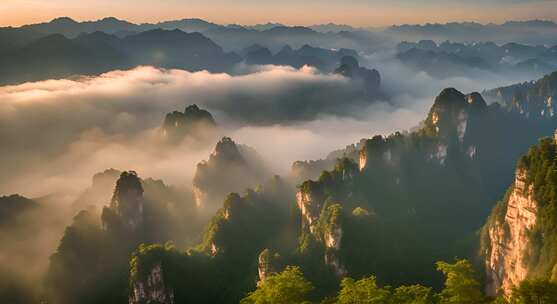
(387, 20, 557, 45)
(0, 29, 240, 85)
(242, 43, 358, 71)
(483, 70, 557, 119)
(397, 40, 557, 78)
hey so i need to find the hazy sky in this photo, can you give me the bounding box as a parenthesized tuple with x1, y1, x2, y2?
(1, 0, 556, 27)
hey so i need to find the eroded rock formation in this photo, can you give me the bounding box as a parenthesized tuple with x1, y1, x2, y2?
(130, 262, 175, 304)
(257, 249, 283, 284)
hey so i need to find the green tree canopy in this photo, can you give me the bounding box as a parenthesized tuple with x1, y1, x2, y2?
(510, 279, 557, 304)
(437, 259, 486, 304)
(241, 266, 314, 304)
(336, 276, 391, 304)
(392, 285, 435, 304)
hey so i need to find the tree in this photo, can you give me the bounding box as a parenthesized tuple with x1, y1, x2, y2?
(241, 266, 314, 304)
(510, 279, 557, 304)
(336, 276, 391, 304)
(392, 285, 435, 304)
(437, 260, 486, 304)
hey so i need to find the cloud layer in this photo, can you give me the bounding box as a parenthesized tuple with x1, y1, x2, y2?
(0, 65, 372, 196)
(0, 61, 538, 197)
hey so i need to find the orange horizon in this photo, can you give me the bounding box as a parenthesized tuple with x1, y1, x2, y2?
(1, 1, 556, 28)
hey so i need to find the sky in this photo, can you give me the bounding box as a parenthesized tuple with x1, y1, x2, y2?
(1, 0, 556, 27)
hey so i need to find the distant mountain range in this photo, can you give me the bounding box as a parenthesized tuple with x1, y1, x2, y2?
(397, 40, 557, 78)
(387, 20, 557, 45)
(0, 29, 241, 85)
(1, 16, 556, 84)
(4, 17, 557, 51)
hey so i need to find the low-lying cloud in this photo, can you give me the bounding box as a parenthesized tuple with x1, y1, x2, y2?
(0, 61, 538, 198)
(0, 65, 379, 197)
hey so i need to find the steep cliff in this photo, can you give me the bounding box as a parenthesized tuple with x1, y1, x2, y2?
(483, 134, 557, 296)
(257, 249, 283, 283)
(129, 244, 175, 304)
(483, 168, 538, 296)
(321, 204, 347, 276)
(297, 159, 356, 276)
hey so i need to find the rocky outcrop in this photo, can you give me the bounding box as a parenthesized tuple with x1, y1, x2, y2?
(296, 180, 347, 276)
(358, 135, 394, 172)
(257, 249, 283, 284)
(130, 262, 175, 304)
(102, 171, 145, 231)
(322, 204, 347, 276)
(484, 168, 538, 296)
(425, 88, 470, 140)
(296, 181, 324, 235)
(420, 88, 491, 165)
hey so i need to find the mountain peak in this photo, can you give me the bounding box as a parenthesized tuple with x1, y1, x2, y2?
(50, 17, 78, 24)
(435, 88, 466, 105)
(213, 137, 243, 161)
(105, 171, 145, 230)
(466, 92, 487, 109)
